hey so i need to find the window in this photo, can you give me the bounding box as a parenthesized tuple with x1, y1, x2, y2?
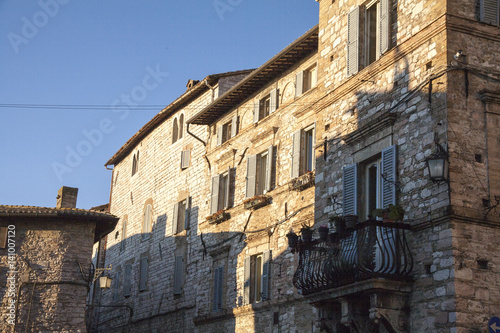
(120, 218, 127, 252)
(291, 124, 316, 179)
(480, 0, 499, 25)
(295, 65, 317, 97)
(213, 265, 224, 311)
(253, 89, 278, 123)
(172, 118, 179, 144)
(113, 270, 121, 302)
(343, 145, 396, 218)
(173, 256, 184, 295)
(131, 151, 139, 176)
(210, 168, 233, 214)
(142, 204, 153, 240)
(123, 264, 132, 297)
(243, 251, 271, 304)
(139, 257, 148, 291)
(172, 197, 191, 234)
(179, 113, 184, 140)
(180, 150, 191, 170)
(217, 115, 239, 145)
(246, 146, 274, 198)
(347, 0, 389, 76)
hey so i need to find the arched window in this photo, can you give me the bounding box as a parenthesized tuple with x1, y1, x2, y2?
(131, 151, 139, 176)
(142, 204, 153, 240)
(179, 113, 184, 140)
(172, 118, 179, 144)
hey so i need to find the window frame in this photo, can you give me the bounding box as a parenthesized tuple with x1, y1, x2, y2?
(295, 65, 317, 97)
(139, 256, 148, 292)
(254, 89, 279, 124)
(131, 151, 139, 177)
(291, 124, 316, 179)
(173, 255, 184, 295)
(123, 263, 132, 297)
(172, 197, 191, 234)
(217, 115, 239, 145)
(243, 251, 271, 305)
(212, 265, 225, 312)
(210, 168, 232, 214)
(246, 146, 274, 198)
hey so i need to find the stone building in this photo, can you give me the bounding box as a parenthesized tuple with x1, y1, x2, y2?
(96, 0, 500, 332)
(0, 187, 118, 333)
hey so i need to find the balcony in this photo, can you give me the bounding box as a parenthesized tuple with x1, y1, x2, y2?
(292, 219, 413, 295)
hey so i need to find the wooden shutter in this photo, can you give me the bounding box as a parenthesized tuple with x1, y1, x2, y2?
(231, 115, 239, 138)
(213, 265, 224, 311)
(173, 256, 184, 295)
(291, 130, 302, 179)
(243, 256, 251, 305)
(120, 219, 127, 252)
(379, 0, 390, 55)
(139, 257, 148, 291)
(270, 89, 278, 113)
(253, 101, 260, 123)
(265, 146, 274, 192)
(311, 123, 316, 171)
(172, 202, 179, 234)
(481, 0, 500, 25)
(347, 7, 360, 76)
(311, 66, 318, 88)
(225, 167, 232, 209)
(295, 72, 304, 97)
(210, 175, 220, 214)
(216, 124, 223, 146)
(113, 271, 121, 302)
(184, 197, 191, 230)
(143, 204, 152, 239)
(0, 227, 7, 248)
(343, 163, 358, 215)
(246, 155, 257, 198)
(261, 251, 271, 301)
(124, 264, 132, 297)
(181, 150, 191, 169)
(381, 145, 397, 208)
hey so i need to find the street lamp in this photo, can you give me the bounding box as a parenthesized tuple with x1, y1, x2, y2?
(426, 144, 449, 183)
(93, 265, 113, 289)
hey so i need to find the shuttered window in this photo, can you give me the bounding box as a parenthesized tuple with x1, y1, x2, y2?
(295, 71, 304, 97)
(120, 218, 127, 252)
(139, 257, 148, 291)
(480, 0, 500, 25)
(172, 198, 191, 234)
(210, 174, 220, 215)
(142, 204, 152, 240)
(243, 251, 271, 304)
(343, 163, 358, 216)
(381, 145, 397, 208)
(261, 251, 271, 301)
(173, 256, 184, 295)
(212, 265, 224, 311)
(231, 115, 239, 138)
(347, 7, 360, 76)
(180, 150, 191, 169)
(291, 130, 302, 179)
(243, 256, 251, 305)
(247, 146, 275, 197)
(113, 271, 121, 302)
(291, 124, 315, 179)
(269, 89, 279, 114)
(123, 264, 132, 297)
(246, 155, 257, 198)
(379, 0, 390, 54)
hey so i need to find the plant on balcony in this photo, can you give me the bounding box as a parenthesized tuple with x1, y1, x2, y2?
(300, 223, 314, 242)
(291, 170, 315, 191)
(329, 215, 346, 233)
(318, 225, 329, 241)
(344, 214, 358, 229)
(372, 204, 405, 222)
(286, 230, 299, 250)
(206, 210, 230, 224)
(243, 195, 270, 210)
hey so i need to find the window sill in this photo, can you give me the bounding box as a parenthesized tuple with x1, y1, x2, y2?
(206, 211, 230, 224)
(243, 195, 271, 210)
(290, 171, 315, 191)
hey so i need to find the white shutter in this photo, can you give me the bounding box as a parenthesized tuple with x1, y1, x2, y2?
(265, 146, 274, 192)
(347, 7, 360, 76)
(124, 264, 132, 297)
(343, 164, 358, 215)
(213, 265, 224, 311)
(379, 0, 390, 55)
(291, 130, 302, 179)
(172, 202, 179, 234)
(243, 256, 251, 305)
(139, 257, 148, 291)
(270, 89, 278, 113)
(225, 167, 232, 209)
(217, 124, 223, 146)
(181, 150, 191, 169)
(480, 0, 500, 25)
(173, 256, 184, 295)
(381, 145, 397, 208)
(253, 101, 260, 123)
(210, 175, 220, 215)
(246, 155, 257, 198)
(261, 251, 271, 301)
(231, 115, 239, 138)
(295, 72, 304, 97)
(184, 197, 191, 230)
(311, 66, 318, 88)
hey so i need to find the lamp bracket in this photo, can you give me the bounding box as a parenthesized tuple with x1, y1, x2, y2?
(93, 264, 112, 282)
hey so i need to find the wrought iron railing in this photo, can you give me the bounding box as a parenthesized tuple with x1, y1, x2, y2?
(292, 219, 413, 295)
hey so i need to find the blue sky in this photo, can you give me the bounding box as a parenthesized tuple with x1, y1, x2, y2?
(0, 0, 318, 209)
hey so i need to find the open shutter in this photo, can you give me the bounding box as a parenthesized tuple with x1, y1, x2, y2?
(173, 256, 184, 295)
(311, 123, 317, 171)
(480, 0, 500, 25)
(210, 175, 220, 214)
(243, 256, 251, 305)
(347, 7, 360, 76)
(124, 264, 132, 297)
(270, 89, 278, 113)
(253, 101, 260, 123)
(225, 167, 232, 209)
(172, 202, 179, 234)
(265, 146, 274, 192)
(217, 124, 223, 146)
(381, 145, 397, 208)
(291, 130, 302, 179)
(139, 257, 148, 291)
(379, 0, 390, 55)
(246, 155, 257, 198)
(343, 163, 358, 215)
(261, 251, 271, 301)
(231, 115, 239, 138)
(181, 150, 191, 169)
(311, 66, 318, 88)
(295, 72, 304, 97)
(184, 197, 191, 230)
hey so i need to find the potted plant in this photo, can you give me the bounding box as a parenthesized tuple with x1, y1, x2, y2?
(243, 195, 270, 210)
(344, 215, 358, 229)
(286, 230, 299, 249)
(300, 223, 314, 242)
(206, 210, 230, 223)
(372, 204, 405, 222)
(318, 225, 329, 241)
(329, 215, 346, 233)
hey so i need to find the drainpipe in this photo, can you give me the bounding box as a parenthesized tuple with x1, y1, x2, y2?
(186, 123, 207, 147)
(204, 79, 216, 102)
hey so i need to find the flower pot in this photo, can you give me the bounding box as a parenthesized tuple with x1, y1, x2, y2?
(318, 227, 329, 241)
(301, 228, 314, 242)
(332, 217, 346, 233)
(286, 231, 299, 249)
(344, 215, 358, 229)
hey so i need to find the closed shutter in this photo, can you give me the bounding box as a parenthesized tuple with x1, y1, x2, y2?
(113, 271, 121, 302)
(143, 204, 152, 239)
(379, 0, 390, 55)
(270, 89, 278, 113)
(343, 163, 358, 215)
(480, 0, 500, 25)
(213, 265, 224, 311)
(265, 146, 274, 192)
(217, 124, 223, 146)
(124, 264, 132, 297)
(347, 7, 360, 76)
(0, 227, 7, 248)
(139, 257, 148, 291)
(291, 130, 302, 179)
(184, 197, 191, 230)
(120, 219, 127, 252)
(295, 72, 304, 97)
(180, 150, 191, 169)
(243, 256, 251, 305)
(172, 202, 179, 234)
(246, 155, 257, 198)
(231, 115, 239, 138)
(210, 175, 220, 215)
(253, 101, 260, 123)
(261, 251, 271, 301)
(225, 167, 232, 209)
(173, 256, 184, 295)
(381, 145, 397, 208)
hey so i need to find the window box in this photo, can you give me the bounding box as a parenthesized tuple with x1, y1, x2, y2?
(243, 195, 270, 210)
(291, 171, 315, 191)
(206, 210, 230, 224)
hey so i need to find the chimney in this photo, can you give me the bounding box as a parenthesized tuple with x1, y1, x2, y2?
(186, 79, 199, 91)
(56, 186, 78, 209)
